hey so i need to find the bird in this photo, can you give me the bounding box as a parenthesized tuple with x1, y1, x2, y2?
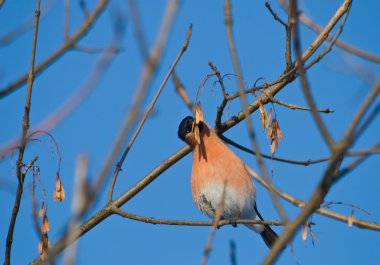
(178, 115, 279, 248)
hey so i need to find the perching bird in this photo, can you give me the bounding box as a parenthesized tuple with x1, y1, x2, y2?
(178, 116, 279, 248)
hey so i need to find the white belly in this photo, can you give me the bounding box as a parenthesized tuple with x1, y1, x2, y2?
(196, 182, 256, 219)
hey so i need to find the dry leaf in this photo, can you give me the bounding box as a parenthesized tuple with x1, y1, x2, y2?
(270, 140, 276, 154)
(266, 108, 272, 129)
(194, 125, 201, 145)
(38, 239, 43, 255)
(267, 118, 283, 154)
(54, 173, 65, 202)
(348, 210, 354, 227)
(39, 202, 45, 217)
(195, 102, 205, 124)
(259, 102, 267, 129)
(41, 213, 50, 234)
(38, 233, 50, 256)
(194, 102, 205, 145)
(302, 223, 308, 241)
(259, 102, 272, 129)
(276, 119, 283, 140)
(267, 122, 273, 139)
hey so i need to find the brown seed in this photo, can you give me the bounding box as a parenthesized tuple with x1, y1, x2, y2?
(39, 202, 45, 217)
(302, 223, 308, 240)
(348, 210, 354, 227)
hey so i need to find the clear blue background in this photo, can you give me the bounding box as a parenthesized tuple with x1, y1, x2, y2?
(1, 0, 379, 264)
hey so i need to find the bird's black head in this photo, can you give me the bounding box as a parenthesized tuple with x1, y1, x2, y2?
(178, 116, 194, 142)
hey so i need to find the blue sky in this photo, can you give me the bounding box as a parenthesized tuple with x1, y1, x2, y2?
(1, 0, 379, 264)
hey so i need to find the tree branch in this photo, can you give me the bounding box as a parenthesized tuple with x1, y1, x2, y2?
(0, 0, 109, 98)
(269, 96, 334, 113)
(224, 0, 288, 221)
(5, 1, 41, 264)
(279, 0, 380, 63)
(108, 23, 192, 201)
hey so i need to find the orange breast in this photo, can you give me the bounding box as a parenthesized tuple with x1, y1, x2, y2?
(190, 130, 255, 207)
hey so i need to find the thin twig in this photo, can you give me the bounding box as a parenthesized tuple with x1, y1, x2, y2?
(208, 62, 229, 131)
(28, 108, 380, 265)
(291, 0, 335, 149)
(0, 0, 110, 98)
(200, 181, 227, 265)
(245, 164, 380, 230)
(0, 16, 124, 161)
(338, 142, 380, 180)
(172, 72, 194, 112)
(110, 206, 284, 227)
(93, 0, 180, 199)
(263, 1, 353, 262)
(127, 0, 149, 60)
(269, 96, 334, 113)
(4, 1, 41, 264)
(265, 2, 287, 27)
(220, 135, 330, 165)
(29, 146, 190, 265)
(305, 4, 351, 71)
(343, 81, 380, 143)
(28, 0, 365, 261)
(107, 24, 192, 201)
(284, 3, 292, 69)
(224, 0, 288, 222)
(298, 1, 352, 63)
(265, 1, 293, 70)
(353, 100, 380, 140)
(279, 0, 380, 63)
(222, 134, 380, 166)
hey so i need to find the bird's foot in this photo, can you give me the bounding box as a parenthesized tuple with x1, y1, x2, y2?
(230, 218, 238, 228)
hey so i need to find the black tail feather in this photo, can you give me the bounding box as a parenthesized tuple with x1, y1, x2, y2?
(260, 224, 279, 248)
(254, 203, 280, 248)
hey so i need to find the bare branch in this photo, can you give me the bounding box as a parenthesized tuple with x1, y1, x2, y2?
(4, 1, 41, 264)
(172, 72, 194, 112)
(262, 1, 353, 263)
(279, 0, 380, 63)
(0, 0, 110, 98)
(208, 62, 229, 131)
(0, 18, 124, 161)
(304, 4, 351, 71)
(269, 96, 334, 113)
(93, 0, 180, 200)
(107, 24, 193, 201)
(265, 2, 287, 28)
(110, 206, 284, 227)
(200, 182, 227, 265)
(246, 165, 380, 231)
(220, 135, 330, 166)
(340, 144, 380, 186)
(291, 0, 336, 149)
(343, 80, 380, 142)
(224, 0, 288, 222)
